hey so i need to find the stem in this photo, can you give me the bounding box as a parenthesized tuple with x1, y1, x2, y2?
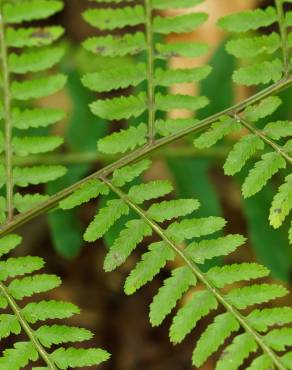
(0, 8, 14, 221)
(145, 0, 156, 143)
(103, 177, 286, 370)
(275, 0, 290, 75)
(0, 282, 57, 369)
(236, 115, 292, 165)
(0, 76, 291, 236)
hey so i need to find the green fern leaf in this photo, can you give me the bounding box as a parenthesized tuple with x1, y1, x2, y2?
(264, 120, 292, 140)
(59, 180, 109, 210)
(0, 342, 38, 369)
(264, 328, 292, 351)
(156, 118, 196, 136)
(13, 107, 66, 130)
(12, 136, 63, 156)
(226, 33, 281, 58)
(156, 93, 209, 112)
(226, 284, 288, 309)
(98, 123, 147, 154)
(111, 159, 151, 187)
(186, 234, 246, 264)
(150, 266, 197, 326)
(103, 219, 152, 272)
(82, 63, 146, 93)
(281, 352, 292, 369)
(14, 193, 49, 213)
(8, 274, 61, 300)
(193, 116, 241, 149)
(269, 175, 292, 228)
(169, 291, 218, 344)
(147, 199, 200, 222)
(153, 13, 208, 34)
(13, 166, 67, 187)
(155, 65, 211, 87)
(207, 263, 270, 288)
(215, 333, 257, 370)
(247, 307, 292, 332)
(244, 96, 282, 122)
(128, 180, 173, 204)
(83, 6, 145, 30)
(90, 93, 146, 120)
(84, 199, 129, 242)
(3, 0, 63, 23)
(35, 325, 93, 348)
(0, 314, 20, 340)
(289, 221, 292, 244)
(0, 197, 5, 224)
(233, 59, 283, 86)
(224, 135, 264, 176)
(0, 256, 44, 281)
(242, 152, 286, 198)
(124, 242, 174, 295)
(246, 355, 273, 370)
(11, 74, 67, 100)
(152, 0, 203, 10)
(192, 313, 240, 367)
(156, 41, 209, 58)
(218, 7, 278, 32)
(0, 234, 22, 257)
(167, 216, 226, 242)
(6, 26, 64, 48)
(51, 347, 110, 369)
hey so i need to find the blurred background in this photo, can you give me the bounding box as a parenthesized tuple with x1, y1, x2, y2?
(2, 0, 291, 369)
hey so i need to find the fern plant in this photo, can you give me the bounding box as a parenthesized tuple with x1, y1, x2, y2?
(0, 0, 291, 369)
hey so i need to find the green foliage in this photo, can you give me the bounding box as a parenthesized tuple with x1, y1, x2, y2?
(0, 234, 110, 369)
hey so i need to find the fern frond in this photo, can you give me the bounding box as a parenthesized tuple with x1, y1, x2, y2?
(269, 174, 292, 228)
(247, 307, 292, 332)
(153, 13, 208, 34)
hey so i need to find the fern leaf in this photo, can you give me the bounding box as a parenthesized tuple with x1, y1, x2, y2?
(14, 193, 49, 213)
(167, 216, 226, 242)
(0, 198, 5, 224)
(103, 219, 152, 272)
(193, 116, 241, 149)
(9, 47, 65, 74)
(11, 74, 67, 100)
(192, 313, 240, 367)
(83, 6, 145, 30)
(147, 199, 200, 222)
(156, 118, 196, 137)
(244, 96, 282, 122)
(264, 120, 292, 140)
(215, 333, 257, 370)
(8, 274, 61, 300)
(226, 33, 281, 58)
(153, 13, 208, 34)
(84, 199, 129, 242)
(35, 325, 93, 348)
(156, 41, 209, 58)
(82, 63, 146, 93)
(233, 59, 283, 86)
(0, 256, 44, 281)
(124, 242, 174, 295)
(169, 291, 218, 344)
(152, 0, 203, 10)
(13, 166, 67, 187)
(83, 32, 146, 57)
(242, 152, 286, 198)
(156, 93, 209, 112)
(0, 342, 38, 369)
(247, 307, 292, 332)
(111, 159, 151, 187)
(264, 328, 292, 351)
(150, 266, 197, 326)
(218, 7, 278, 32)
(155, 65, 211, 87)
(226, 284, 288, 309)
(128, 180, 173, 204)
(207, 263, 270, 289)
(90, 93, 146, 120)
(246, 355, 273, 370)
(12, 136, 63, 156)
(98, 123, 147, 154)
(51, 347, 110, 369)
(3, 0, 63, 23)
(6, 26, 64, 48)
(269, 175, 292, 228)
(0, 234, 22, 257)
(282, 352, 292, 369)
(22, 300, 80, 324)
(13, 107, 66, 130)
(0, 314, 20, 340)
(59, 180, 109, 210)
(224, 135, 264, 176)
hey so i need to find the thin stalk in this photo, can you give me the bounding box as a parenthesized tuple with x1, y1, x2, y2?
(275, 0, 290, 75)
(103, 177, 286, 370)
(145, 0, 156, 143)
(236, 115, 292, 165)
(0, 9, 13, 221)
(0, 282, 58, 369)
(0, 76, 292, 236)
